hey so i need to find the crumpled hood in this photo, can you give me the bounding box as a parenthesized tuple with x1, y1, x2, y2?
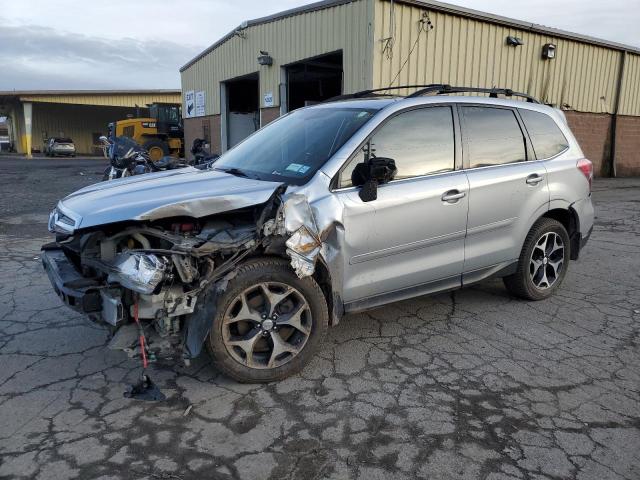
(58, 167, 284, 230)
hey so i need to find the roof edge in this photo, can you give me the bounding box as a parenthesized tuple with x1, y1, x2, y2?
(393, 0, 640, 55)
(180, 0, 358, 72)
(0, 89, 181, 96)
(180, 0, 640, 73)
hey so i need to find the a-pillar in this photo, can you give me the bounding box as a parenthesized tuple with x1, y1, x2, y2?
(22, 102, 32, 158)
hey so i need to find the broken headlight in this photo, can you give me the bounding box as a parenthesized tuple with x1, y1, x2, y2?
(48, 207, 77, 234)
(106, 253, 168, 294)
(285, 225, 321, 278)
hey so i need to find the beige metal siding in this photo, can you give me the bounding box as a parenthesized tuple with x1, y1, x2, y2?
(31, 103, 140, 154)
(373, 0, 633, 114)
(619, 53, 640, 116)
(19, 93, 181, 108)
(181, 0, 374, 115)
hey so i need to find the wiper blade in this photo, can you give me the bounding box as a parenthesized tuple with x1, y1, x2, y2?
(214, 167, 250, 178)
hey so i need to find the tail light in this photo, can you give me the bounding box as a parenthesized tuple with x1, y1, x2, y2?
(577, 158, 593, 192)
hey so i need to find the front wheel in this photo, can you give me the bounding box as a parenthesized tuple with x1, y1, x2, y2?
(206, 258, 329, 383)
(503, 218, 570, 300)
(142, 139, 169, 162)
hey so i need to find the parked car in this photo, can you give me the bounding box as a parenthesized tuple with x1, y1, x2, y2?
(42, 85, 593, 384)
(45, 137, 76, 157)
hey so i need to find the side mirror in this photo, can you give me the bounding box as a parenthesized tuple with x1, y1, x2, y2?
(351, 157, 397, 202)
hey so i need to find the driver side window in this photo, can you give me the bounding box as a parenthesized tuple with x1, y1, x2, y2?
(339, 106, 455, 188)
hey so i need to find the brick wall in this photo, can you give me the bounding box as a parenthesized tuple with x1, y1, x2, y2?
(183, 114, 221, 159)
(564, 111, 612, 177)
(563, 111, 640, 177)
(614, 115, 640, 177)
(260, 107, 281, 126)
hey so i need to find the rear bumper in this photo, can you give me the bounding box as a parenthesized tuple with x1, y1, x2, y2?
(41, 245, 102, 314)
(581, 225, 593, 249)
(573, 196, 594, 242)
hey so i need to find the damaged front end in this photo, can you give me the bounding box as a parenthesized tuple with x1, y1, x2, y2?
(42, 186, 331, 368)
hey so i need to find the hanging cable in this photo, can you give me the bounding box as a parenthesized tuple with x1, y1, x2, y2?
(388, 11, 433, 88)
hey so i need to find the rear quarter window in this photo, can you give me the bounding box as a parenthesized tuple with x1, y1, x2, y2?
(519, 109, 569, 159)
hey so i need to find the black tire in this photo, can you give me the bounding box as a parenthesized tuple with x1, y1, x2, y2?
(142, 138, 169, 162)
(206, 257, 329, 383)
(503, 217, 571, 300)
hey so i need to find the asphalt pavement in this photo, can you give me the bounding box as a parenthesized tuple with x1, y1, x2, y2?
(0, 157, 638, 479)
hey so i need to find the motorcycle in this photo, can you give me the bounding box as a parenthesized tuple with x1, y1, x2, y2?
(99, 136, 187, 181)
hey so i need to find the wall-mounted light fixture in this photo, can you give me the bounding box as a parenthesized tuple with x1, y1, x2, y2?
(506, 36, 524, 46)
(542, 43, 557, 60)
(258, 50, 273, 66)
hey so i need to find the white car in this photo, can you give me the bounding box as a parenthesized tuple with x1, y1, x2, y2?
(45, 137, 76, 157)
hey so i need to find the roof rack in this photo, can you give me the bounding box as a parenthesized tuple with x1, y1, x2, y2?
(325, 84, 540, 104)
(406, 84, 540, 103)
(325, 84, 449, 102)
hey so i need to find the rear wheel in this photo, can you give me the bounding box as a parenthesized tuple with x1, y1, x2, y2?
(142, 138, 169, 162)
(503, 218, 570, 300)
(206, 258, 329, 383)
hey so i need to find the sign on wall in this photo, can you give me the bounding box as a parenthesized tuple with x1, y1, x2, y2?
(195, 91, 206, 117)
(263, 91, 274, 108)
(184, 90, 195, 118)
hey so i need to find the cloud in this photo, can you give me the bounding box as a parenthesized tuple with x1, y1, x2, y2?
(1, 0, 637, 91)
(0, 21, 204, 89)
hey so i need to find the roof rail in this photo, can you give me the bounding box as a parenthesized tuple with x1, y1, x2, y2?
(406, 84, 540, 103)
(324, 84, 449, 102)
(325, 84, 540, 104)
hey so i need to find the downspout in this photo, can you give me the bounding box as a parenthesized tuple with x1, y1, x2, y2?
(610, 50, 627, 178)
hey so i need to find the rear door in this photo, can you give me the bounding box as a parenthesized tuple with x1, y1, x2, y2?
(334, 105, 469, 304)
(461, 105, 549, 281)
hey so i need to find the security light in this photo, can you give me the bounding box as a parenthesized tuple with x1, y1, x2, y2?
(258, 51, 273, 66)
(506, 36, 524, 46)
(542, 43, 557, 59)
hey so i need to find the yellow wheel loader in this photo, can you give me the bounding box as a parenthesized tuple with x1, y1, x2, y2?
(108, 103, 183, 162)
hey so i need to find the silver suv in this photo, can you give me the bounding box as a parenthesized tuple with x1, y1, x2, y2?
(43, 86, 594, 383)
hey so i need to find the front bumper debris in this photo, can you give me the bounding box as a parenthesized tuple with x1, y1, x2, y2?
(41, 245, 102, 315)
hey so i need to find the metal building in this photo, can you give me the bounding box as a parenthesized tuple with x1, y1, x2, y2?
(180, 0, 640, 176)
(0, 90, 181, 156)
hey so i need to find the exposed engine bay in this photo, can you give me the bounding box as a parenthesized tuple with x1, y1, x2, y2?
(42, 187, 327, 366)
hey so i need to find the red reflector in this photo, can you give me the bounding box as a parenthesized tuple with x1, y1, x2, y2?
(577, 158, 593, 192)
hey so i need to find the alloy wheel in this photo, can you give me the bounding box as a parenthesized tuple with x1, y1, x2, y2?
(221, 282, 312, 369)
(529, 232, 565, 289)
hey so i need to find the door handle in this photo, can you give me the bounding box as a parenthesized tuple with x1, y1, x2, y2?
(526, 174, 544, 185)
(441, 190, 466, 203)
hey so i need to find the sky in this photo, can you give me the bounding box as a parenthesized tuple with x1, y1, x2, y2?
(1, 0, 638, 90)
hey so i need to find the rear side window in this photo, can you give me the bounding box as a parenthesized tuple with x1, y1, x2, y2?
(461, 106, 526, 168)
(339, 106, 455, 187)
(519, 109, 569, 159)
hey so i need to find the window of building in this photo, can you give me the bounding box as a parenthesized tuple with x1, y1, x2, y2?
(461, 106, 526, 168)
(339, 106, 455, 187)
(519, 109, 569, 159)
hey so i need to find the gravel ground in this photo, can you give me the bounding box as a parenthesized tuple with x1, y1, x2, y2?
(0, 157, 638, 480)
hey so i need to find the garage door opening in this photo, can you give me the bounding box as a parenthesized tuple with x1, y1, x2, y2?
(224, 73, 259, 149)
(286, 51, 343, 112)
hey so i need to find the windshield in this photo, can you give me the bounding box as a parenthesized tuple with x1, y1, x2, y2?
(214, 107, 377, 185)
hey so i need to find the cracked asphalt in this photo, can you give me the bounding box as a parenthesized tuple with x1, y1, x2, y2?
(0, 157, 638, 480)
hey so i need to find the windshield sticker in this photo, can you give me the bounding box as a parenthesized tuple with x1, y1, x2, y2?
(285, 163, 311, 175)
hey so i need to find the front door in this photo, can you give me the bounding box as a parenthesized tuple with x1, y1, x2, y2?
(333, 106, 469, 305)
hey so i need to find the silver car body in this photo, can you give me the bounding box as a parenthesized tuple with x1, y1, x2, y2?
(46, 94, 593, 356)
